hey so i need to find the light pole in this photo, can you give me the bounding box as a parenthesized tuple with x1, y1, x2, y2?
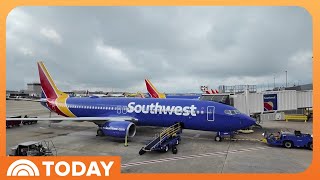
(273, 75, 276, 89)
(285, 70, 288, 87)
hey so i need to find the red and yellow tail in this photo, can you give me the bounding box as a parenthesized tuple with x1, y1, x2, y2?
(37, 61, 75, 117)
(145, 79, 166, 98)
(37, 61, 67, 99)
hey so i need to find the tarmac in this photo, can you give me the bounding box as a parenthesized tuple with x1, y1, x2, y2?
(6, 100, 313, 173)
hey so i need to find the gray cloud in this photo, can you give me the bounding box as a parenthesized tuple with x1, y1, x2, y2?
(6, 6, 312, 93)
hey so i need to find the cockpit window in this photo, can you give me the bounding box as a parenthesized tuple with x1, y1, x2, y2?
(224, 109, 241, 115)
(224, 110, 231, 115)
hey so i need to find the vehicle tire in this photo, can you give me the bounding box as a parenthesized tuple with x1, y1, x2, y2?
(28, 121, 32, 125)
(172, 146, 178, 154)
(176, 139, 179, 145)
(96, 129, 104, 136)
(283, 141, 293, 149)
(164, 145, 169, 152)
(215, 136, 222, 142)
(308, 142, 313, 150)
(139, 149, 146, 155)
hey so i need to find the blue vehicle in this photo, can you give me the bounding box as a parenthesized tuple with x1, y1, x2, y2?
(7, 62, 257, 142)
(263, 130, 313, 150)
(139, 123, 182, 155)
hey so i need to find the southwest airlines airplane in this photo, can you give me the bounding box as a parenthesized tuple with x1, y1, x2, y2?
(7, 62, 256, 139)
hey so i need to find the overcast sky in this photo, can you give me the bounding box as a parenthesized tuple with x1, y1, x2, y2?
(6, 6, 312, 93)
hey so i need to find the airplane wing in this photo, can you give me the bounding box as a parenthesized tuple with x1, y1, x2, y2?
(6, 116, 138, 122)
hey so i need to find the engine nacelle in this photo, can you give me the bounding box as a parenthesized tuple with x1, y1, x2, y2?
(100, 121, 136, 138)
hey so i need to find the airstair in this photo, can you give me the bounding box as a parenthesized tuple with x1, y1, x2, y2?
(139, 123, 182, 155)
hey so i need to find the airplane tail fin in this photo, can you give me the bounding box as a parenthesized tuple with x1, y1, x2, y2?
(37, 61, 67, 99)
(145, 79, 166, 98)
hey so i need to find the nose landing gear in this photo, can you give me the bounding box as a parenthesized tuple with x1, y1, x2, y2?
(215, 131, 235, 142)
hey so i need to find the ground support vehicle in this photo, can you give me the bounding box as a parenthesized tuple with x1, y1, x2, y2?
(139, 123, 181, 155)
(9, 140, 57, 156)
(263, 130, 312, 150)
(6, 115, 22, 128)
(22, 115, 38, 125)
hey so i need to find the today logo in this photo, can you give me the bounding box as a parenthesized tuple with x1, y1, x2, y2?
(6, 159, 115, 177)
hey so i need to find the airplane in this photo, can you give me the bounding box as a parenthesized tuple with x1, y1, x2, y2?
(200, 85, 219, 94)
(7, 61, 257, 140)
(145, 79, 201, 99)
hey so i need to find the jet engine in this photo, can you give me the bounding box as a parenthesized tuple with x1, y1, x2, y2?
(97, 121, 136, 138)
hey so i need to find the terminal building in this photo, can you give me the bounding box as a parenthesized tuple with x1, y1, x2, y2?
(27, 83, 42, 98)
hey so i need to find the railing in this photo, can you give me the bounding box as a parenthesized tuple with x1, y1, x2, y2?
(159, 123, 181, 145)
(285, 114, 308, 122)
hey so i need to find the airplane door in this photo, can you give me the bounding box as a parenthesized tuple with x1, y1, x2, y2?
(117, 106, 122, 114)
(122, 106, 127, 114)
(207, 106, 215, 121)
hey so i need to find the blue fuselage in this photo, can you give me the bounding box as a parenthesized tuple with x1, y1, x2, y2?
(48, 97, 256, 132)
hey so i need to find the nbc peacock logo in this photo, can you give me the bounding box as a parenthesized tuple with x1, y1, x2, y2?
(7, 159, 40, 176)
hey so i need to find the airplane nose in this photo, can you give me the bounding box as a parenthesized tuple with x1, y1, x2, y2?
(240, 115, 256, 128)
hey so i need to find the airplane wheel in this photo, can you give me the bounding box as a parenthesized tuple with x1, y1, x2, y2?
(139, 149, 146, 155)
(176, 139, 179, 145)
(215, 136, 222, 142)
(164, 145, 169, 152)
(284, 141, 293, 149)
(172, 146, 178, 154)
(97, 129, 104, 136)
(308, 142, 313, 150)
